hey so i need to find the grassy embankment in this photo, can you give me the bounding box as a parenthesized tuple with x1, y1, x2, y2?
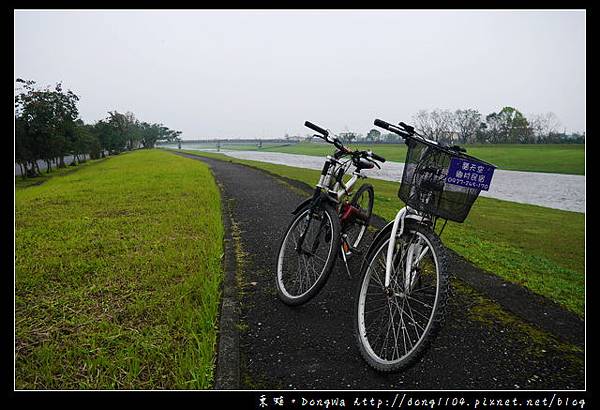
(176, 149, 584, 317)
(200, 142, 584, 175)
(15, 149, 223, 389)
(15, 158, 108, 189)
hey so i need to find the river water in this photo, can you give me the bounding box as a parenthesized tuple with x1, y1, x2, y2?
(207, 149, 585, 213)
(14, 154, 93, 176)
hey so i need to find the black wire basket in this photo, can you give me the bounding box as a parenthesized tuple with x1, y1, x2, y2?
(399, 137, 495, 223)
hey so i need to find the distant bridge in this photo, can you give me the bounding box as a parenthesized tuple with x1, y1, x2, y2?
(157, 138, 303, 145)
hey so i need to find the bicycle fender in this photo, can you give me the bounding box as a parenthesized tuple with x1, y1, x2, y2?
(291, 198, 313, 215)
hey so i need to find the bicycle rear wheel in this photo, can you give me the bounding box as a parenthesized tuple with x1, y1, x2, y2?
(354, 220, 449, 372)
(276, 202, 341, 305)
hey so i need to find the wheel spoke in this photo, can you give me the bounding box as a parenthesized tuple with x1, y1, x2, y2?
(404, 294, 433, 309)
(402, 296, 426, 338)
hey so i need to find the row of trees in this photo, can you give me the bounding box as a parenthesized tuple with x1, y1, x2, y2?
(318, 107, 583, 145)
(15, 79, 182, 178)
(410, 107, 584, 145)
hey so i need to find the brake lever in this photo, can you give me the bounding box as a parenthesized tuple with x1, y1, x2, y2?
(362, 152, 381, 169)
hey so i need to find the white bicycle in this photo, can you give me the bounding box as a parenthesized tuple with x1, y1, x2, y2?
(275, 121, 386, 306)
(355, 118, 496, 372)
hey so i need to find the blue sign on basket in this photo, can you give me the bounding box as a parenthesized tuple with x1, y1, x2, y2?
(445, 158, 495, 191)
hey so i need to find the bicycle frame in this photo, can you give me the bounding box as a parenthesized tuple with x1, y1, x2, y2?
(316, 155, 366, 202)
(296, 155, 367, 251)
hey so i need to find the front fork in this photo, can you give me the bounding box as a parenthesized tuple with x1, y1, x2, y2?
(296, 189, 326, 254)
(384, 207, 407, 288)
(384, 207, 428, 290)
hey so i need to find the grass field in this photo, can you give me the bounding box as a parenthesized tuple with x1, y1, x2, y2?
(177, 149, 585, 317)
(197, 142, 585, 175)
(15, 158, 108, 190)
(15, 149, 224, 389)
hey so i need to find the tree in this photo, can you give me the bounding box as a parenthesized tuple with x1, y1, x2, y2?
(92, 119, 120, 155)
(484, 112, 503, 143)
(382, 133, 400, 143)
(140, 122, 182, 148)
(164, 128, 182, 145)
(529, 112, 562, 143)
(109, 111, 130, 151)
(15, 116, 35, 178)
(413, 109, 454, 143)
(365, 129, 381, 143)
(15, 79, 80, 176)
(15, 78, 187, 177)
(495, 107, 530, 143)
(139, 122, 159, 149)
(475, 122, 489, 144)
(71, 120, 102, 162)
(100, 111, 138, 153)
(453, 109, 481, 144)
(339, 131, 360, 144)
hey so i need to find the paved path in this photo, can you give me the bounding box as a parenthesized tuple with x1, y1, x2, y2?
(201, 150, 585, 213)
(177, 152, 584, 390)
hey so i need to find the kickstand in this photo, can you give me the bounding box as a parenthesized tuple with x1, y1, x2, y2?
(340, 244, 352, 279)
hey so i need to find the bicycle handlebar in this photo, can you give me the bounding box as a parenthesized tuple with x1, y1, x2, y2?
(374, 119, 411, 137)
(305, 120, 385, 165)
(375, 118, 472, 156)
(373, 118, 393, 131)
(304, 121, 329, 137)
(369, 152, 386, 163)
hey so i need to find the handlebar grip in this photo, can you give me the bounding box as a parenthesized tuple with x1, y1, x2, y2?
(374, 119, 393, 130)
(304, 121, 329, 136)
(370, 152, 386, 163)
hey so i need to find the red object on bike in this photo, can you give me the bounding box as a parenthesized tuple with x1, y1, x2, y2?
(341, 203, 367, 225)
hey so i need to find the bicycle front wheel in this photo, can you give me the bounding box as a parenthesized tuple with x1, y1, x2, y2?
(276, 202, 341, 305)
(354, 220, 449, 372)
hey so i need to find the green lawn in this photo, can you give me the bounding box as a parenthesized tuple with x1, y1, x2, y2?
(176, 149, 585, 317)
(214, 142, 585, 175)
(15, 149, 224, 389)
(15, 158, 108, 190)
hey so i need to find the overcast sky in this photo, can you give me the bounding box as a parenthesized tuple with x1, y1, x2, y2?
(14, 9, 585, 139)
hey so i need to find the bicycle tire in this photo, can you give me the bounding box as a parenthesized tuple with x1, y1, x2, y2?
(354, 219, 449, 372)
(275, 201, 341, 305)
